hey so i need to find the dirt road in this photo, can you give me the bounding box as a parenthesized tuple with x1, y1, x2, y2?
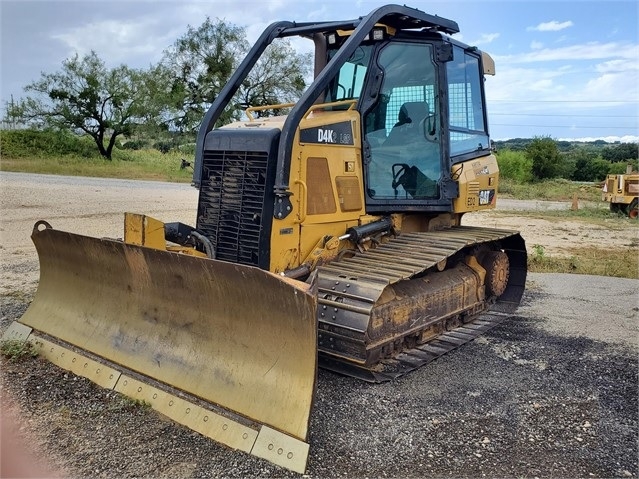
(0, 172, 197, 296)
(464, 199, 638, 257)
(1, 172, 637, 478)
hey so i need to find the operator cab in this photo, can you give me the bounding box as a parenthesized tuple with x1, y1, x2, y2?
(323, 28, 492, 212)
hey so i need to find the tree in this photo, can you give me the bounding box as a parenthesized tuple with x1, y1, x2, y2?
(9, 52, 152, 160)
(525, 136, 563, 180)
(495, 149, 533, 183)
(125, 63, 176, 142)
(238, 40, 310, 116)
(568, 147, 610, 181)
(608, 159, 639, 174)
(602, 143, 639, 163)
(160, 18, 246, 133)
(161, 17, 311, 133)
(575, 155, 610, 182)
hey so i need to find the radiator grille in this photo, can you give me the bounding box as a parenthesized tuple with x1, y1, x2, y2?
(198, 150, 269, 266)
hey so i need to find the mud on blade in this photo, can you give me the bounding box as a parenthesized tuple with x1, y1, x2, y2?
(9, 222, 317, 473)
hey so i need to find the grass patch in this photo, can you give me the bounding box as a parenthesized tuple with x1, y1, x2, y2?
(1, 150, 193, 183)
(498, 205, 638, 228)
(108, 395, 152, 413)
(1, 339, 39, 361)
(499, 178, 602, 202)
(528, 244, 638, 279)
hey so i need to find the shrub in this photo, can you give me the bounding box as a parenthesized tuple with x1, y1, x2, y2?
(496, 149, 533, 183)
(602, 143, 639, 163)
(1, 129, 98, 159)
(120, 140, 148, 150)
(572, 155, 611, 182)
(177, 143, 196, 156)
(1, 340, 38, 361)
(608, 160, 639, 175)
(153, 141, 172, 154)
(526, 136, 563, 180)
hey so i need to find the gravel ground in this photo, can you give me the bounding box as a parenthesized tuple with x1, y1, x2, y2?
(1, 173, 638, 478)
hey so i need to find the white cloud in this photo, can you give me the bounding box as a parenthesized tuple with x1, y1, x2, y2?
(530, 41, 543, 50)
(48, 1, 303, 65)
(51, 18, 175, 64)
(580, 72, 639, 102)
(471, 33, 500, 46)
(485, 66, 566, 103)
(307, 5, 331, 21)
(558, 135, 639, 143)
(528, 79, 554, 91)
(527, 20, 574, 32)
(487, 62, 639, 105)
(489, 44, 639, 112)
(595, 59, 639, 73)
(265, 0, 288, 13)
(494, 42, 639, 64)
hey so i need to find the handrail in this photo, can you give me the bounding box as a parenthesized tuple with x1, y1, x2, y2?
(293, 179, 307, 224)
(245, 103, 296, 121)
(244, 99, 357, 122)
(303, 99, 358, 119)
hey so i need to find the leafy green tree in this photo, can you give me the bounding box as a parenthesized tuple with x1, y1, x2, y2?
(161, 17, 311, 133)
(161, 18, 246, 132)
(493, 138, 532, 151)
(568, 148, 610, 181)
(555, 140, 575, 153)
(608, 160, 639, 174)
(525, 136, 563, 180)
(124, 63, 176, 143)
(8, 52, 154, 160)
(238, 40, 310, 116)
(495, 149, 533, 183)
(579, 156, 611, 181)
(602, 143, 639, 163)
(556, 154, 576, 180)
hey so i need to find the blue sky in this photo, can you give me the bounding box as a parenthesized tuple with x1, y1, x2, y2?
(1, 0, 637, 142)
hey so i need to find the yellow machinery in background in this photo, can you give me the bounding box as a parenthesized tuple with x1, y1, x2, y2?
(4, 5, 526, 473)
(602, 165, 639, 218)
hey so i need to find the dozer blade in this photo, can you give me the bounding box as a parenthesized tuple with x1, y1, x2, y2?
(8, 222, 317, 473)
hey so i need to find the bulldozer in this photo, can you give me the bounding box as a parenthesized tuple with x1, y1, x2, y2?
(602, 165, 639, 218)
(3, 5, 526, 473)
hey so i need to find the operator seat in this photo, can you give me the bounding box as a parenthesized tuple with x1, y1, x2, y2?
(385, 101, 429, 145)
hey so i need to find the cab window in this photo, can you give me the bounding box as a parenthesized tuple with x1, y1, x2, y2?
(447, 46, 489, 156)
(325, 45, 372, 103)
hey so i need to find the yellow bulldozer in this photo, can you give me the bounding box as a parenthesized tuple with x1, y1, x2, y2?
(602, 165, 639, 218)
(3, 5, 526, 473)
